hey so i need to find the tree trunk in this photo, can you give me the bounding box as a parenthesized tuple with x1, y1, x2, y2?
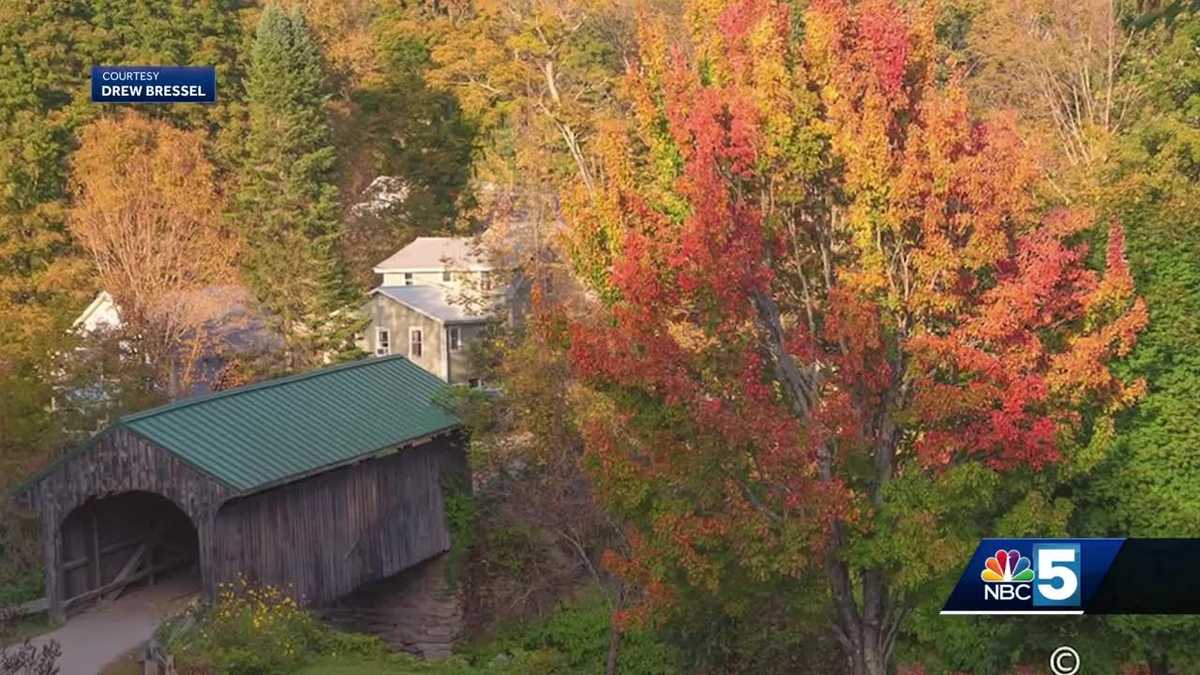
(605, 618, 622, 675)
(829, 545, 890, 675)
(838, 619, 888, 675)
(167, 357, 180, 399)
(1149, 653, 1170, 675)
(838, 618, 888, 675)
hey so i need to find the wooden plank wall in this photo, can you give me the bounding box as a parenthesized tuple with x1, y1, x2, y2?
(28, 426, 467, 619)
(29, 428, 233, 621)
(210, 435, 467, 607)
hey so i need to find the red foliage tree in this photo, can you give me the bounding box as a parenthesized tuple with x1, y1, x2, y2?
(563, 0, 1146, 672)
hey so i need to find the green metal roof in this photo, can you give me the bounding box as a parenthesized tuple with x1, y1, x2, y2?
(115, 355, 461, 493)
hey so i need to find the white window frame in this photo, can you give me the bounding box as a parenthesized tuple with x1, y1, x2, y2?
(448, 326, 462, 351)
(375, 328, 390, 356)
(409, 327, 423, 358)
(403, 272, 414, 286)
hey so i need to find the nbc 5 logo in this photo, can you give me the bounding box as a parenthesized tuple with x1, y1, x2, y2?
(980, 544, 1081, 606)
(1032, 544, 1081, 607)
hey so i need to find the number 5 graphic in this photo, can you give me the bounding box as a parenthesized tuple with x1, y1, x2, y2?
(1034, 544, 1082, 607)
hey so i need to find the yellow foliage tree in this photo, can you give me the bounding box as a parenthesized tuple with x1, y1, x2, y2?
(69, 113, 241, 396)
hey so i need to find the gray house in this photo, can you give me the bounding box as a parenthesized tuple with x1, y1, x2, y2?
(362, 237, 514, 386)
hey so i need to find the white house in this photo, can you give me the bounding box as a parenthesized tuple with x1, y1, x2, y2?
(361, 237, 521, 386)
(72, 290, 123, 334)
(66, 286, 278, 395)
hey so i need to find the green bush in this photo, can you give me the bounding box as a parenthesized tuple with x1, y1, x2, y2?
(480, 525, 538, 578)
(466, 594, 680, 675)
(162, 580, 678, 674)
(0, 504, 45, 608)
(165, 578, 386, 675)
(0, 566, 43, 607)
(295, 649, 564, 675)
(442, 478, 478, 587)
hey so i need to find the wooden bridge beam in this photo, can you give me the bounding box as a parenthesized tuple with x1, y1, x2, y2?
(41, 497, 64, 625)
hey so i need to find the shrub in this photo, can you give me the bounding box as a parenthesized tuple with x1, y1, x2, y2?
(0, 569, 43, 609)
(166, 578, 386, 675)
(0, 504, 44, 608)
(441, 478, 478, 588)
(0, 607, 60, 675)
(466, 593, 680, 675)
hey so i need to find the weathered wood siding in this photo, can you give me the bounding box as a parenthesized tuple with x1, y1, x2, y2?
(27, 425, 466, 619)
(210, 435, 466, 606)
(28, 427, 234, 620)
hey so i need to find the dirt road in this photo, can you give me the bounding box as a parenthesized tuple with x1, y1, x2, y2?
(21, 576, 199, 675)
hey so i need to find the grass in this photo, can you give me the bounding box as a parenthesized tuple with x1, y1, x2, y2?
(295, 656, 429, 674)
(1, 611, 55, 643)
(294, 652, 555, 675)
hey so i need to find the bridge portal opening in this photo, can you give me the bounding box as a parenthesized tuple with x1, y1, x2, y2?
(58, 491, 199, 615)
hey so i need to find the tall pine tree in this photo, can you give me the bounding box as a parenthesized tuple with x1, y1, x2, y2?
(240, 4, 360, 368)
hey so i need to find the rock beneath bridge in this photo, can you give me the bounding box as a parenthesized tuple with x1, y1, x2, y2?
(320, 554, 465, 659)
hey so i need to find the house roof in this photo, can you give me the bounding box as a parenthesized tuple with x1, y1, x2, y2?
(372, 285, 497, 325)
(27, 356, 461, 494)
(374, 237, 488, 273)
(72, 286, 274, 339)
(72, 291, 119, 331)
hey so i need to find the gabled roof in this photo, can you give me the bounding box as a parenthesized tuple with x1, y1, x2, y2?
(30, 356, 461, 494)
(72, 286, 272, 339)
(372, 285, 497, 325)
(73, 291, 120, 331)
(374, 237, 488, 273)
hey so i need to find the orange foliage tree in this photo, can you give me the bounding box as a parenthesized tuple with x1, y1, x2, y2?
(69, 112, 240, 396)
(563, 1, 1147, 672)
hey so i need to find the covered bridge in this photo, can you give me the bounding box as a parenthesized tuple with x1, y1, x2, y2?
(15, 355, 466, 623)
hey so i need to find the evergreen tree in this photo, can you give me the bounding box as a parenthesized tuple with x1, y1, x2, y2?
(240, 4, 361, 367)
(1, 4, 101, 483)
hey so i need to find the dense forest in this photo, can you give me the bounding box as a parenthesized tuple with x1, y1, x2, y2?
(2, 0, 1200, 673)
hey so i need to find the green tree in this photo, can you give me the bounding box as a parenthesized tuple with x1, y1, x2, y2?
(335, 9, 477, 290)
(423, 0, 641, 208)
(0, 3, 91, 440)
(1076, 11, 1200, 674)
(240, 4, 361, 367)
(911, 7, 1200, 674)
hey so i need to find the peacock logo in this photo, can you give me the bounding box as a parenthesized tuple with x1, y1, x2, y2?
(981, 549, 1035, 583)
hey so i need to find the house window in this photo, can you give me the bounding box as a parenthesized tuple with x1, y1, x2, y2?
(410, 328, 423, 358)
(404, 272, 413, 286)
(448, 326, 462, 351)
(468, 378, 481, 388)
(376, 329, 390, 356)
(442, 270, 452, 282)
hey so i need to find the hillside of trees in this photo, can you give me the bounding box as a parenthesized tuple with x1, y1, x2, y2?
(3, 1, 1200, 673)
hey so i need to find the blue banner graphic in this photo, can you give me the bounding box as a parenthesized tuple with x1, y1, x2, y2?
(942, 538, 1124, 614)
(91, 66, 216, 104)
